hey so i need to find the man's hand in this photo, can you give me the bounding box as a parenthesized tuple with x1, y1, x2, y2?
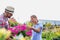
(26, 26, 33, 30)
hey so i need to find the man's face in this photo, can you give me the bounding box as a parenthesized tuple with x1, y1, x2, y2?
(5, 11, 13, 18)
(31, 17, 37, 23)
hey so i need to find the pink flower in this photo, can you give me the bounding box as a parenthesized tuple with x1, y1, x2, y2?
(26, 30, 32, 36)
(20, 24, 26, 31)
(8, 27, 12, 30)
(8, 27, 19, 36)
(8, 24, 28, 36)
(13, 25, 21, 31)
(12, 34, 16, 36)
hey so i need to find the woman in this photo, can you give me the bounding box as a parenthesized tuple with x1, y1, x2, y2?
(27, 15, 43, 40)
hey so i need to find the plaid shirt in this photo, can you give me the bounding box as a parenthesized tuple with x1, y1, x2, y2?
(0, 14, 9, 29)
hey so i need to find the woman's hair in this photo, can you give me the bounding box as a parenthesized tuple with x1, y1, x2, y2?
(31, 15, 37, 18)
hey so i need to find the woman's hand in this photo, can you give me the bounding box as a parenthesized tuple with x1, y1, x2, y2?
(26, 26, 33, 30)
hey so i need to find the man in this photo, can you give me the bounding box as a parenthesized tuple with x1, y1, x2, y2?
(27, 15, 43, 40)
(0, 6, 14, 29)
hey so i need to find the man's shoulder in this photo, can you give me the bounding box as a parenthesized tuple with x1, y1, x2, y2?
(0, 14, 3, 20)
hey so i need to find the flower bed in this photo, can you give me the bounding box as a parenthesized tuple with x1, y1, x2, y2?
(8, 18, 33, 40)
(42, 27, 60, 40)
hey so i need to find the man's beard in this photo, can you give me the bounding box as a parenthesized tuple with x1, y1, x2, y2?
(8, 16, 11, 18)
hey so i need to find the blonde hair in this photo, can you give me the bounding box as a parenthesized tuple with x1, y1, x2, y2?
(31, 15, 37, 18)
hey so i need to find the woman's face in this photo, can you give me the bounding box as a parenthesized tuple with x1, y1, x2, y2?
(31, 17, 37, 23)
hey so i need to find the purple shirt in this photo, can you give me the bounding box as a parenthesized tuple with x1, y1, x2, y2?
(0, 14, 9, 29)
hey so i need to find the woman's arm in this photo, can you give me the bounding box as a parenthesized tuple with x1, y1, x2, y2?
(31, 27, 41, 33)
(27, 27, 41, 33)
